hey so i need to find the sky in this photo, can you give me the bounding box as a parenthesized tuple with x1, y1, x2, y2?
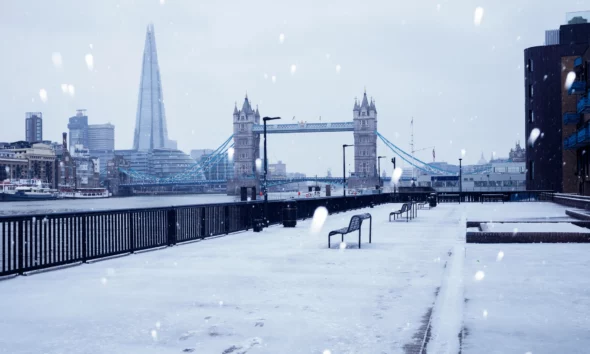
(0, 0, 585, 176)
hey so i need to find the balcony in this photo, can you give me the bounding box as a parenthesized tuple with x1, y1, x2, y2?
(577, 97, 590, 114)
(565, 133, 577, 150)
(564, 112, 581, 125)
(578, 126, 589, 146)
(568, 81, 586, 94)
(575, 57, 584, 67)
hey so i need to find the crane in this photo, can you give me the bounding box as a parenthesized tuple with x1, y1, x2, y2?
(414, 146, 436, 162)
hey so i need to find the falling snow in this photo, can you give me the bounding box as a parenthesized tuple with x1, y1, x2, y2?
(474, 271, 485, 281)
(51, 52, 62, 68)
(565, 71, 576, 90)
(85, 53, 94, 71)
(279, 33, 285, 43)
(310, 207, 328, 235)
(474, 7, 484, 26)
(528, 128, 540, 147)
(290, 64, 296, 75)
(39, 89, 47, 103)
(335, 64, 341, 74)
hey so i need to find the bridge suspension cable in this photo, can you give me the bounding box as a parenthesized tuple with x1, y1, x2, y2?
(119, 135, 234, 183)
(377, 132, 451, 175)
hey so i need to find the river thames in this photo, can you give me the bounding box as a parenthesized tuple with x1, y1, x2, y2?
(0, 191, 320, 216)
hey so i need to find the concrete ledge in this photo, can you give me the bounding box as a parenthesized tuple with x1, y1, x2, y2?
(466, 220, 590, 228)
(566, 209, 590, 221)
(0, 274, 18, 282)
(552, 195, 590, 210)
(86, 252, 131, 264)
(134, 246, 167, 254)
(22, 261, 83, 276)
(466, 232, 590, 243)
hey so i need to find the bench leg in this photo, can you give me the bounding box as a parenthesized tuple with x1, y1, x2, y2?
(369, 218, 372, 244)
(359, 228, 361, 249)
(328, 235, 330, 249)
(341, 234, 344, 243)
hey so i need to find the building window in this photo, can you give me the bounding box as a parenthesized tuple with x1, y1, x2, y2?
(528, 110, 534, 123)
(239, 123, 245, 131)
(529, 84, 533, 98)
(528, 58, 533, 72)
(529, 160, 534, 180)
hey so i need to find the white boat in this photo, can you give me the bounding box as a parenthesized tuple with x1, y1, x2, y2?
(59, 187, 111, 199)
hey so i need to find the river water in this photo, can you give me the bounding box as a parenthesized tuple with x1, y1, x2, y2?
(0, 191, 325, 216)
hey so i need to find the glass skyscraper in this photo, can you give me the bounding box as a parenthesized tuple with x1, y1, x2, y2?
(132, 24, 172, 151)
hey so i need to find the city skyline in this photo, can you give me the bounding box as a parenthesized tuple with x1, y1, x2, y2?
(1, 1, 587, 176)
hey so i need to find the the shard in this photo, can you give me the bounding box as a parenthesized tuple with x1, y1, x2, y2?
(133, 24, 174, 150)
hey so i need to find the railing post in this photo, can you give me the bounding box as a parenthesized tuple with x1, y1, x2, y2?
(224, 205, 230, 235)
(82, 215, 87, 262)
(129, 212, 135, 253)
(200, 208, 206, 239)
(18, 220, 24, 274)
(167, 209, 177, 246)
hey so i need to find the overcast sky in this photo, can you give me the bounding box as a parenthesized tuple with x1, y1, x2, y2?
(0, 0, 584, 176)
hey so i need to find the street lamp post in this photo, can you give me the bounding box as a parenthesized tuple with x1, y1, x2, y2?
(391, 157, 397, 199)
(459, 158, 463, 204)
(377, 156, 386, 192)
(343, 144, 354, 196)
(263, 116, 281, 226)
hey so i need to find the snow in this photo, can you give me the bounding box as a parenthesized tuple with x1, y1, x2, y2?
(0, 203, 456, 353)
(463, 243, 590, 354)
(1, 201, 588, 353)
(480, 222, 589, 233)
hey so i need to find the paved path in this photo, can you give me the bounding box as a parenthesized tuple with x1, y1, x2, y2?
(0, 201, 587, 354)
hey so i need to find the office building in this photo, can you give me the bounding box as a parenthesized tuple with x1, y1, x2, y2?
(133, 24, 175, 151)
(269, 160, 287, 177)
(88, 123, 115, 150)
(191, 149, 214, 161)
(525, 12, 590, 193)
(68, 110, 89, 148)
(25, 112, 42, 143)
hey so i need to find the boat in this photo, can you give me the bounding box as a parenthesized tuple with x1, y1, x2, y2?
(1, 186, 60, 201)
(59, 187, 111, 199)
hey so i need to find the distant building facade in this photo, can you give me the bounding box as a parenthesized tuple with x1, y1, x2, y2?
(190, 149, 214, 161)
(3, 141, 57, 187)
(25, 112, 42, 143)
(68, 110, 89, 148)
(88, 123, 115, 150)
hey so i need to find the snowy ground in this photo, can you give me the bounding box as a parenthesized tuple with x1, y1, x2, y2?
(0, 201, 588, 354)
(480, 222, 588, 233)
(462, 244, 590, 354)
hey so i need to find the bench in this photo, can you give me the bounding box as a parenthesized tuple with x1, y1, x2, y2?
(389, 203, 411, 222)
(328, 213, 372, 249)
(417, 201, 430, 210)
(481, 193, 505, 203)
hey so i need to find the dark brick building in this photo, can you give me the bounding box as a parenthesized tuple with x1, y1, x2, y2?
(525, 21, 590, 193)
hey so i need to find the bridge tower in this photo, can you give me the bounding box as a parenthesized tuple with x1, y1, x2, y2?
(228, 95, 260, 195)
(350, 90, 379, 189)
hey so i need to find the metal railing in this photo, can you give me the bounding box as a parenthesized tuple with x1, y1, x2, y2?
(0, 191, 553, 277)
(0, 193, 394, 277)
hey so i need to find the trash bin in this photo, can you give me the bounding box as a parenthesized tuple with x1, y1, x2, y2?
(253, 218, 264, 232)
(282, 200, 297, 227)
(429, 193, 437, 208)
